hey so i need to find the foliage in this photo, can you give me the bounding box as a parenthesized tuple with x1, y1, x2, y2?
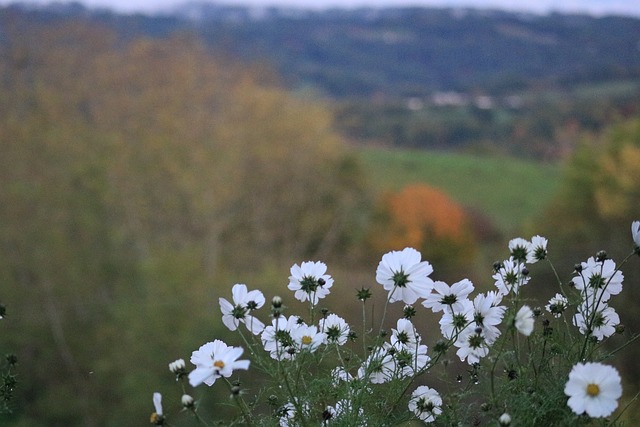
(368, 183, 478, 279)
(0, 20, 368, 425)
(152, 232, 640, 426)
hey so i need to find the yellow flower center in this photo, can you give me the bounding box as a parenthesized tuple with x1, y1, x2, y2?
(301, 336, 312, 345)
(214, 360, 225, 369)
(586, 383, 600, 397)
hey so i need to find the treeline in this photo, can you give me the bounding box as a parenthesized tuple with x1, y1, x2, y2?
(336, 81, 640, 160)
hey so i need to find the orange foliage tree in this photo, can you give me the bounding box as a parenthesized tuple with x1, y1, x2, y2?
(370, 183, 477, 278)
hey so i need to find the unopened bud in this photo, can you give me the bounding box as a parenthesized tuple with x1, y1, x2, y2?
(271, 296, 283, 309)
(596, 250, 607, 262)
(499, 412, 511, 426)
(181, 394, 195, 408)
(615, 324, 625, 334)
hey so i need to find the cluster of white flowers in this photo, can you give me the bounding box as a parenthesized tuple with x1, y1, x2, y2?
(150, 222, 639, 425)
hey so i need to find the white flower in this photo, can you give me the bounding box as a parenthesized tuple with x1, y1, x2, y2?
(278, 402, 297, 427)
(152, 392, 163, 416)
(515, 305, 535, 336)
(422, 279, 474, 313)
(332, 399, 366, 425)
(632, 220, 640, 247)
(408, 386, 442, 423)
(564, 362, 622, 418)
(528, 235, 548, 263)
(454, 326, 490, 365)
(394, 343, 430, 378)
(471, 291, 506, 344)
(331, 367, 354, 385)
(376, 247, 434, 305)
(319, 314, 350, 345)
(439, 298, 473, 340)
(508, 237, 531, 263)
(545, 293, 569, 318)
(219, 284, 265, 334)
(288, 261, 333, 305)
(292, 324, 325, 353)
(573, 301, 619, 341)
(493, 258, 530, 296)
(358, 344, 396, 384)
(571, 257, 623, 302)
(261, 315, 300, 360)
(188, 340, 250, 387)
(391, 318, 420, 348)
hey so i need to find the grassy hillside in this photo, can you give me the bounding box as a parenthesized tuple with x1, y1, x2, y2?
(359, 147, 561, 234)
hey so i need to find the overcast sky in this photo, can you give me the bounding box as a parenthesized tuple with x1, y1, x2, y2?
(3, 0, 640, 17)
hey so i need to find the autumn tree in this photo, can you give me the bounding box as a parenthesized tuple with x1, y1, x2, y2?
(369, 183, 478, 279)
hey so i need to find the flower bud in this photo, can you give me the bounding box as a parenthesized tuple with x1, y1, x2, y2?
(499, 412, 511, 426)
(596, 250, 607, 262)
(403, 305, 416, 319)
(271, 296, 283, 309)
(181, 394, 195, 409)
(168, 358, 186, 375)
(356, 287, 372, 301)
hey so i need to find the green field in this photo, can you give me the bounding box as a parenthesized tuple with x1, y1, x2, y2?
(359, 147, 562, 234)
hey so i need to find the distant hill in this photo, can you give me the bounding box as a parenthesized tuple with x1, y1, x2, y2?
(2, 2, 640, 158)
(2, 2, 640, 99)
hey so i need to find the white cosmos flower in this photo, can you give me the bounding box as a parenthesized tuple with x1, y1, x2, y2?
(632, 220, 640, 247)
(471, 291, 506, 344)
(153, 392, 163, 416)
(527, 235, 548, 263)
(188, 339, 250, 387)
(493, 257, 530, 296)
(564, 362, 622, 418)
(333, 399, 366, 425)
(376, 247, 434, 304)
(219, 283, 265, 334)
(358, 344, 396, 384)
(439, 298, 473, 340)
(508, 237, 531, 263)
(288, 261, 333, 305)
(422, 279, 474, 313)
(545, 293, 569, 318)
(408, 386, 442, 423)
(573, 301, 619, 341)
(319, 313, 350, 345)
(572, 257, 623, 302)
(394, 342, 430, 378)
(454, 326, 490, 365)
(261, 315, 300, 360)
(514, 305, 534, 336)
(391, 318, 420, 348)
(292, 324, 325, 352)
(278, 402, 297, 427)
(331, 367, 354, 385)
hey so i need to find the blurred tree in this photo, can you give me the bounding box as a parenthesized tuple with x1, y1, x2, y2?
(0, 18, 368, 425)
(368, 183, 477, 280)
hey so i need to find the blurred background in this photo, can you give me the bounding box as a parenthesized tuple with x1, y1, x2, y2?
(0, 0, 639, 424)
